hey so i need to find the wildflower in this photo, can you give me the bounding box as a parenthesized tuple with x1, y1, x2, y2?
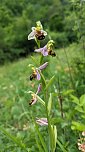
(78, 143, 85, 152)
(28, 21, 47, 40)
(36, 118, 48, 126)
(30, 68, 40, 81)
(82, 131, 85, 136)
(34, 40, 56, 57)
(29, 94, 37, 105)
(30, 62, 48, 81)
(78, 131, 85, 152)
(29, 83, 42, 105)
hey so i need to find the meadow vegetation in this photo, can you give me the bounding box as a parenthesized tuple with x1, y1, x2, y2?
(0, 0, 85, 152)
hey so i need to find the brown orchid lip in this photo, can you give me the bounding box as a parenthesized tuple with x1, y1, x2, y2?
(30, 75, 34, 81)
(48, 50, 56, 57)
(30, 73, 36, 81)
(37, 35, 45, 40)
(35, 32, 45, 40)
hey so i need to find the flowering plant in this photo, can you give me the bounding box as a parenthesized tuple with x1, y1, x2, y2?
(27, 21, 57, 152)
(28, 21, 47, 40)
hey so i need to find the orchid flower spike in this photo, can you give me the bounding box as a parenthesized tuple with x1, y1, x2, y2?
(36, 118, 48, 126)
(30, 62, 48, 81)
(29, 83, 42, 105)
(34, 40, 56, 57)
(28, 21, 47, 40)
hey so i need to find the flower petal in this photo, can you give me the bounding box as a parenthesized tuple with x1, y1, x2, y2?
(34, 48, 43, 53)
(36, 70, 41, 80)
(38, 62, 48, 70)
(32, 27, 36, 31)
(42, 30, 47, 36)
(41, 45, 48, 56)
(42, 49, 48, 56)
(28, 31, 35, 40)
(34, 45, 48, 56)
(36, 83, 42, 94)
(36, 118, 48, 126)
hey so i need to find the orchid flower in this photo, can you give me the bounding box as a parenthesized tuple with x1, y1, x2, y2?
(28, 21, 47, 40)
(36, 118, 48, 126)
(29, 94, 37, 105)
(34, 40, 56, 57)
(30, 62, 48, 81)
(29, 83, 42, 105)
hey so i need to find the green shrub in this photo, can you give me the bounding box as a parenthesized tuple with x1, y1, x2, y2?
(72, 56, 85, 96)
(50, 32, 69, 48)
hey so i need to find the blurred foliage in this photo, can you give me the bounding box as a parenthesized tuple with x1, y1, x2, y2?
(71, 55, 85, 96)
(0, 0, 85, 64)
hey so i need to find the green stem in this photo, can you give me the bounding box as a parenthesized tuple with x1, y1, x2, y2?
(44, 91, 54, 152)
(40, 54, 44, 65)
(57, 77, 64, 119)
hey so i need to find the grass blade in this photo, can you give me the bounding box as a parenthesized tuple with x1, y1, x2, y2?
(57, 139, 67, 152)
(0, 127, 27, 151)
(34, 123, 48, 152)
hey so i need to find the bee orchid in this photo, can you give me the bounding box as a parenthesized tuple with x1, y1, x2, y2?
(34, 40, 56, 57)
(36, 118, 48, 126)
(30, 62, 48, 81)
(28, 21, 47, 40)
(29, 94, 37, 105)
(29, 83, 42, 105)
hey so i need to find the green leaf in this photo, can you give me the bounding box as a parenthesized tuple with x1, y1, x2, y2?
(35, 136, 44, 152)
(54, 125, 57, 150)
(70, 94, 79, 105)
(48, 93, 52, 115)
(71, 121, 85, 131)
(51, 117, 63, 125)
(50, 125, 57, 152)
(57, 139, 67, 152)
(0, 127, 27, 151)
(79, 94, 85, 106)
(45, 75, 55, 91)
(62, 89, 74, 96)
(34, 123, 48, 152)
(75, 105, 84, 113)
